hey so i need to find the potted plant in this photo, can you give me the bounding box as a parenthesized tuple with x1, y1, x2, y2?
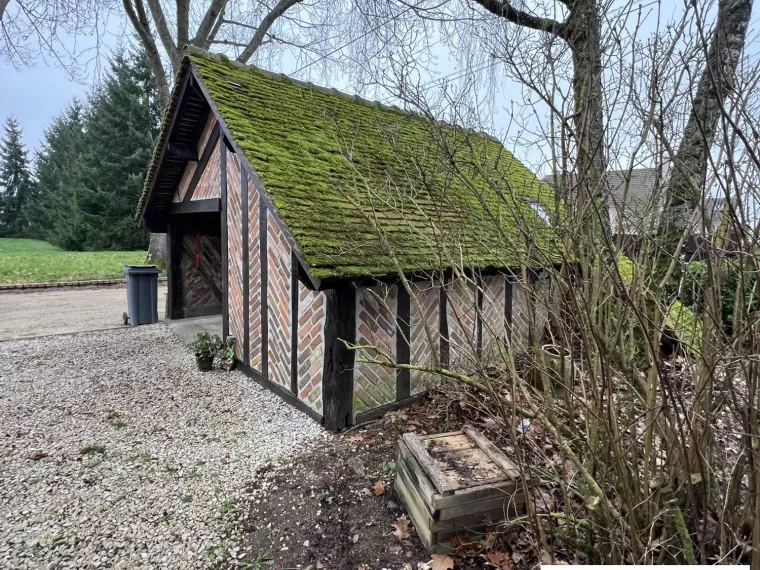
(190, 332, 222, 371)
(220, 336, 237, 371)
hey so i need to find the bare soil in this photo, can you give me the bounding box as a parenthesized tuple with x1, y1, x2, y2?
(240, 392, 541, 570)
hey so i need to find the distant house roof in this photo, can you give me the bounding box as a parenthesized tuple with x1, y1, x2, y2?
(542, 167, 725, 236)
(138, 49, 559, 280)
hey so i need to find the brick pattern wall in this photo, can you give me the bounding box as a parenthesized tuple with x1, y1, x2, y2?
(447, 277, 477, 367)
(480, 275, 507, 364)
(191, 139, 222, 201)
(248, 175, 262, 372)
(510, 278, 530, 353)
(353, 285, 398, 414)
(173, 115, 215, 203)
(226, 149, 244, 359)
(409, 281, 439, 394)
(267, 211, 292, 388)
(181, 234, 222, 309)
(297, 284, 326, 415)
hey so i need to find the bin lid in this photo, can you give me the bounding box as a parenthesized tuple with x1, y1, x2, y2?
(123, 264, 160, 274)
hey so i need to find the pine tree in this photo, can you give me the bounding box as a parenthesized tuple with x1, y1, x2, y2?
(74, 50, 159, 250)
(28, 102, 86, 246)
(0, 118, 35, 237)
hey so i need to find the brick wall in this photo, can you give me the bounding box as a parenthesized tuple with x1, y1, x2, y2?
(191, 139, 222, 201)
(248, 175, 262, 372)
(480, 274, 507, 364)
(446, 277, 477, 368)
(267, 211, 292, 389)
(226, 150, 245, 359)
(408, 281, 439, 394)
(353, 285, 398, 414)
(181, 234, 222, 309)
(297, 284, 326, 415)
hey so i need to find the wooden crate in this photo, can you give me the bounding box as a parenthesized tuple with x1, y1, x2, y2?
(394, 426, 526, 553)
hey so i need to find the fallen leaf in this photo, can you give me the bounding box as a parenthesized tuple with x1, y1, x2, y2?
(428, 554, 455, 570)
(316, 562, 324, 570)
(485, 552, 511, 569)
(392, 516, 411, 540)
(373, 480, 385, 496)
(351, 533, 360, 543)
(450, 534, 478, 556)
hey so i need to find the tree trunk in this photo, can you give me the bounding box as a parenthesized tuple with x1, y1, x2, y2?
(658, 0, 754, 249)
(566, 0, 608, 237)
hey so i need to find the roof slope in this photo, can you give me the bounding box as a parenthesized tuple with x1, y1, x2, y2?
(142, 50, 559, 280)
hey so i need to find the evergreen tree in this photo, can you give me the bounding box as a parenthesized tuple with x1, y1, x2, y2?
(28, 102, 86, 246)
(0, 118, 35, 237)
(74, 50, 159, 250)
(30, 49, 159, 250)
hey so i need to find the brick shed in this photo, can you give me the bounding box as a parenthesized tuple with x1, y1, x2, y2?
(138, 49, 558, 430)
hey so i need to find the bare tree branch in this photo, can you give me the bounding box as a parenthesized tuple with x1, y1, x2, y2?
(235, 0, 304, 63)
(472, 0, 568, 37)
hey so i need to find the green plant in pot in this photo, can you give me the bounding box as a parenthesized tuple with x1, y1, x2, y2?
(190, 332, 222, 371)
(220, 336, 237, 371)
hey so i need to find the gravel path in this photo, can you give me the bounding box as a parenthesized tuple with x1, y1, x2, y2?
(0, 325, 326, 569)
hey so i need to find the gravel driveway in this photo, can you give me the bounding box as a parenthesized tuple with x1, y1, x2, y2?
(0, 325, 326, 569)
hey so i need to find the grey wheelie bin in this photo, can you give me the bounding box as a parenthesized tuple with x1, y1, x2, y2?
(123, 265, 160, 326)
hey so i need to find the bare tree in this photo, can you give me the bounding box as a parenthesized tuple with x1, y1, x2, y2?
(122, 0, 336, 109)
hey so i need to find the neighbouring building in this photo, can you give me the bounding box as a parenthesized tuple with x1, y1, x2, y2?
(138, 49, 558, 429)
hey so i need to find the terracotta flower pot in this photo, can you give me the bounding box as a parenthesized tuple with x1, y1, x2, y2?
(196, 355, 214, 371)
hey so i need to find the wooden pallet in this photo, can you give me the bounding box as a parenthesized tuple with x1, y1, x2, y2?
(394, 427, 526, 553)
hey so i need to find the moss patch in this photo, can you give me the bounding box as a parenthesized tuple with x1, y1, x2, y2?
(140, 50, 561, 278)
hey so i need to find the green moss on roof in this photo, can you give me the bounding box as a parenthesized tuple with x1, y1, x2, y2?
(142, 49, 561, 279)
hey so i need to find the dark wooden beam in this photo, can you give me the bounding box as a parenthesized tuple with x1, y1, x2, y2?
(166, 142, 199, 161)
(440, 275, 450, 367)
(169, 198, 221, 215)
(183, 121, 221, 202)
(242, 167, 250, 365)
(167, 222, 184, 320)
(396, 285, 411, 401)
(221, 145, 229, 339)
(322, 285, 356, 430)
(260, 198, 269, 378)
(290, 253, 299, 395)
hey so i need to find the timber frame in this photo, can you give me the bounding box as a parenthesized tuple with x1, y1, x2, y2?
(139, 55, 551, 431)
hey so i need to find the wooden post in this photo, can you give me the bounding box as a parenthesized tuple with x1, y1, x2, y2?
(220, 144, 229, 339)
(290, 253, 299, 395)
(241, 167, 250, 365)
(322, 286, 356, 430)
(166, 222, 184, 320)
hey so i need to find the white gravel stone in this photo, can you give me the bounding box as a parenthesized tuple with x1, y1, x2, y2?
(0, 325, 327, 569)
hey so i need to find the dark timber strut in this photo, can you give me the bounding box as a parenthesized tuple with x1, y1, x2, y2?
(259, 193, 269, 377)
(183, 121, 220, 202)
(322, 286, 356, 430)
(166, 222, 184, 320)
(169, 198, 221, 215)
(290, 253, 299, 394)
(396, 285, 411, 401)
(241, 168, 250, 365)
(220, 144, 229, 339)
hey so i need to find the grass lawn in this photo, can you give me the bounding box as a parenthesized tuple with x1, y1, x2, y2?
(0, 239, 151, 285)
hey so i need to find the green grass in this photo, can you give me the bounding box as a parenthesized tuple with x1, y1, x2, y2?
(0, 239, 149, 285)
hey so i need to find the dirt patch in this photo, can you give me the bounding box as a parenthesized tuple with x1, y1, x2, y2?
(240, 392, 523, 570)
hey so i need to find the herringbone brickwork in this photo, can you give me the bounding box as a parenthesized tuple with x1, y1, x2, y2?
(480, 275, 507, 364)
(267, 212, 292, 389)
(226, 151, 244, 360)
(353, 285, 397, 414)
(511, 278, 530, 353)
(181, 234, 222, 309)
(409, 281, 439, 394)
(248, 179, 262, 372)
(447, 277, 477, 367)
(297, 283, 325, 414)
(191, 139, 222, 200)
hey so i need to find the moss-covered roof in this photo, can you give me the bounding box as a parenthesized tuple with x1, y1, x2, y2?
(140, 49, 560, 280)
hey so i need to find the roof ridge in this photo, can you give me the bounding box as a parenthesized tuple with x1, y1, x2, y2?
(183, 47, 500, 143)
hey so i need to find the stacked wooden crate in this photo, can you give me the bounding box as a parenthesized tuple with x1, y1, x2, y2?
(395, 426, 525, 553)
